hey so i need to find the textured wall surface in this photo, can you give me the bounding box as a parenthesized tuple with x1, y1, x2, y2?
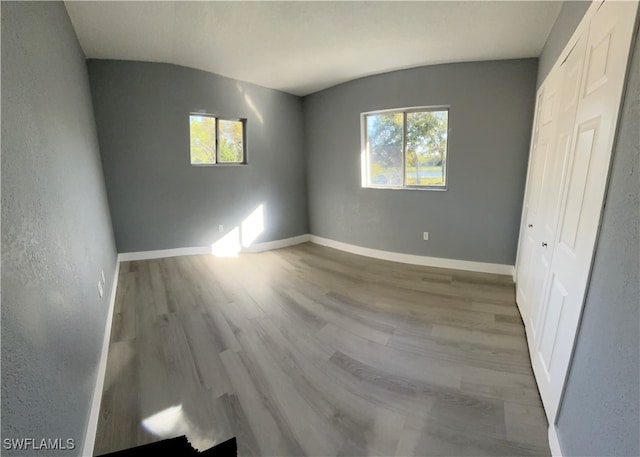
(556, 23, 640, 457)
(536, 1, 590, 87)
(88, 60, 308, 253)
(1, 2, 117, 455)
(304, 59, 537, 265)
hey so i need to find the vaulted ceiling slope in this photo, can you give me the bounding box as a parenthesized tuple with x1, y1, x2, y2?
(65, 1, 560, 96)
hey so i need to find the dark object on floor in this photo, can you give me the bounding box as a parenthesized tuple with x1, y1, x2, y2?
(97, 436, 237, 456)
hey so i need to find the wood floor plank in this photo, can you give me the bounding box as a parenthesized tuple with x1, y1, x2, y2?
(320, 323, 462, 389)
(388, 328, 532, 375)
(403, 415, 548, 456)
(160, 313, 204, 395)
(283, 288, 395, 345)
(95, 244, 549, 456)
(218, 393, 261, 457)
(219, 348, 305, 456)
(136, 316, 179, 420)
(324, 290, 433, 333)
(460, 365, 542, 407)
(200, 309, 242, 353)
(236, 323, 343, 456)
(251, 316, 414, 445)
(93, 340, 140, 455)
(504, 401, 549, 447)
(110, 271, 137, 342)
(147, 260, 170, 316)
(431, 324, 529, 351)
(178, 311, 232, 397)
(471, 301, 521, 316)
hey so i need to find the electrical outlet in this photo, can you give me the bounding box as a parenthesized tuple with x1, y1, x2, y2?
(423, 231, 429, 241)
(218, 224, 224, 232)
(98, 281, 104, 298)
(101, 270, 105, 284)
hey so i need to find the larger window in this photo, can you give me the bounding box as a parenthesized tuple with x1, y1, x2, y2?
(189, 114, 246, 165)
(362, 107, 448, 189)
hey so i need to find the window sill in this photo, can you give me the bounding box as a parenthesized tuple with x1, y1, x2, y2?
(190, 163, 248, 167)
(362, 185, 448, 192)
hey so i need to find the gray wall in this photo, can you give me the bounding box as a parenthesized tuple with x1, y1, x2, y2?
(537, 1, 591, 87)
(1, 2, 117, 456)
(303, 59, 538, 265)
(88, 60, 308, 253)
(554, 12, 640, 457)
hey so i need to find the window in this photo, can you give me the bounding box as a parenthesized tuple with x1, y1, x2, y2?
(362, 107, 448, 189)
(189, 114, 246, 165)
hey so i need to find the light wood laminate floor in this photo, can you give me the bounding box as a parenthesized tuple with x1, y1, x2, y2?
(94, 243, 549, 456)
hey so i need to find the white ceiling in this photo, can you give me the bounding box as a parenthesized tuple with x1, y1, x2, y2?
(65, 1, 561, 96)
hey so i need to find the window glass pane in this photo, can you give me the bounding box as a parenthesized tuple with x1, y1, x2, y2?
(405, 110, 448, 186)
(218, 119, 244, 163)
(366, 113, 403, 187)
(189, 115, 216, 164)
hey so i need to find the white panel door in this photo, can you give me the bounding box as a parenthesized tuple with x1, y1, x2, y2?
(531, 0, 638, 422)
(515, 72, 561, 328)
(516, 30, 587, 335)
(529, 33, 588, 346)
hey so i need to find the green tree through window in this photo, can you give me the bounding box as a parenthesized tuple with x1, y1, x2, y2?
(189, 115, 246, 165)
(219, 120, 244, 163)
(363, 108, 448, 188)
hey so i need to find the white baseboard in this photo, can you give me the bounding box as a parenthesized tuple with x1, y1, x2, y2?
(118, 234, 311, 262)
(548, 424, 563, 457)
(245, 234, 311, 252)
(308, 235, 514, 276)
(118, 246, 211, 261)
(82, 259, 121, 457)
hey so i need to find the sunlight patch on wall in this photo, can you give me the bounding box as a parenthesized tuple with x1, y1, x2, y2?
(211, 227, 241, 257)
(235, 83, 264, 124)
(244, 94, 263, 125)
(241, 204, 264, 247)
(211, 204, 265, 257)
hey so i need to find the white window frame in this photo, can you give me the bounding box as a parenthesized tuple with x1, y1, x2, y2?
(189, 113, 247, 166)
(360, 105, 449, 190)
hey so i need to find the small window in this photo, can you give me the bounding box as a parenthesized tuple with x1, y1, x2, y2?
(189, 114, 246, 165)
(362, 107, 448, 189)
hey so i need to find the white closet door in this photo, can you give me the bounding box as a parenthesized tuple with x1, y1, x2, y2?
(529, 33, 588, 347)
(531, 0, 638, 422)
(516, 72, 561, 328)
